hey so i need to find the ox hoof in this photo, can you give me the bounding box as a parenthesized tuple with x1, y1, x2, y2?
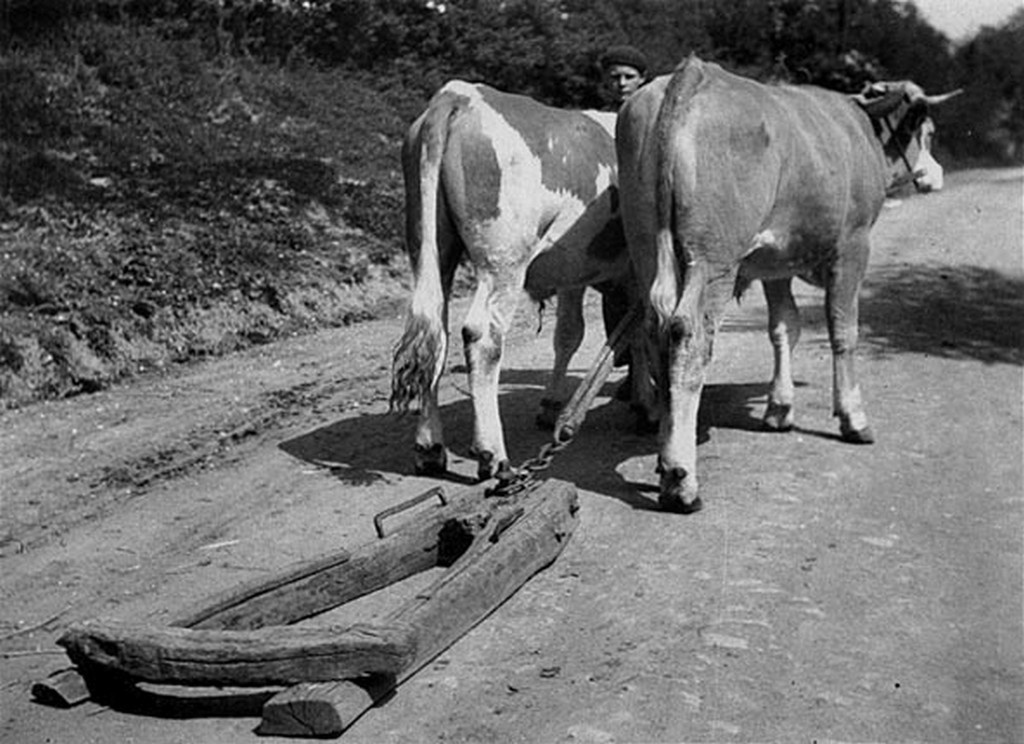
(473, 449, 509, 482)
(658, 467, 703, 514)
(413, 443, 448, 476)
(535, 398, 564, 431)
(840, 423, 875, 445)
(762, 403, 795, 432)
(658, 492, 703, 514)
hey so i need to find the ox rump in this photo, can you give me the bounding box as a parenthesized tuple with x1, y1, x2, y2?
(616, 55, 960, 513)
(391, 81, 637, 482)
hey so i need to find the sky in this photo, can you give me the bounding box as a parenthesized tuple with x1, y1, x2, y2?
(912, 0, 1021, 39)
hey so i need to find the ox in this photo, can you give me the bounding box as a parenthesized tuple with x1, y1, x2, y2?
(391, 81, 633, 480)
(616, 55, 959, 513)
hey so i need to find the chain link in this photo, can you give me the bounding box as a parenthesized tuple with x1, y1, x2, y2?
(483, 304, 639, 499)
(485, 431, 575, 498)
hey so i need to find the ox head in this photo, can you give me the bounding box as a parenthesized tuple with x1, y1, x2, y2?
(853, 81, 961, 192)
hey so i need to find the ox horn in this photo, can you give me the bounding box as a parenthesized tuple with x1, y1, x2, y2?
(923, 89, 963, 106)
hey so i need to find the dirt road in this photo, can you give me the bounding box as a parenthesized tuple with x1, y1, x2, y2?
(2, 168, 1021, 743)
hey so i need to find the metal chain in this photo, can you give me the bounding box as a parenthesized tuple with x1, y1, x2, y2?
(484, 304, 641, 499)
(486, 432, 575, 498)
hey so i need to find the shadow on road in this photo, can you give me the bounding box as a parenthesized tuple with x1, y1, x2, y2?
(861, 263, 1024, 365)
(278, 378, 548, 487)
(282, 259, 1024, 492)
(719, 263, 1024, 367)
(278, 370, 791, 512)
(79, 677, 275, 721)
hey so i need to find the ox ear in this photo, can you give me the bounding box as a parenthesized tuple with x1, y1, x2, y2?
(852, 83, 906, 119)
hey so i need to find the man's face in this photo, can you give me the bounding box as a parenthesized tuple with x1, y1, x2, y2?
(606, 64, 644, 105)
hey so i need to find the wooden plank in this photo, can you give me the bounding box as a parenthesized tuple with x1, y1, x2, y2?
(168, 540, 432, 632)
(170, 486, 488, 631)
(58, 621, 417, 687)
(388, 482, 576, 652)
(42, 482, 492, 705)
(167, 548, 353, 629)
(554, 305, 640, 442)
(259, 478, 578, 737)
(258, 676, 394, 737)
(51, 481, 506, 688)
(38, 485, 479, 706)
(40, 477, 576, 738)
(30, 668, 92, 708)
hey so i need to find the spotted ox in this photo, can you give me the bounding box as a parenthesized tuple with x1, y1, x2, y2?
(616, 55, 960, 513)
(391, 81, 633, 480)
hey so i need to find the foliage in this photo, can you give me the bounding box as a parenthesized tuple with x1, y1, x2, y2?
(949, 9, 1024, 162)
(6, 1, 1020, 137)
(0, 0, 1021, 406)
(0, 23, 411, 406)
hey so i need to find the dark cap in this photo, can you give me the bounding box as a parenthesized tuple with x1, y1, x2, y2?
(601, 45, 648, 75)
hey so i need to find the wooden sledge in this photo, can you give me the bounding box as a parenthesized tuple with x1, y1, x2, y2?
(36, 478, 578, 737)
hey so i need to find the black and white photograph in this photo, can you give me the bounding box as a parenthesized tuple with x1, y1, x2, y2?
(2, 1, 1021, 742)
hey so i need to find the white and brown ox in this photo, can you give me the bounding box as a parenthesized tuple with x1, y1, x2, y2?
(391, 81, 633, 480)
(616, 55, 959, 513)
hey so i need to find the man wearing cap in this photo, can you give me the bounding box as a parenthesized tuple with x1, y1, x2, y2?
(596, 45, 649, 403)
(601, 44, 649, 108)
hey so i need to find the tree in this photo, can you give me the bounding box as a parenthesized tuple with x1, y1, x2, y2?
(949, 9, 1024, 161)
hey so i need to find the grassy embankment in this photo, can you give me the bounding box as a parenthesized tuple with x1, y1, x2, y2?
(1, 22, 426, 408)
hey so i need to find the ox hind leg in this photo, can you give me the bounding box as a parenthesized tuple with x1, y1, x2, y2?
(535, 287, 586, 430)
(658, 267, 736, 514)
(630, 321, 661, 433)
(762, 278, 801, 431)
(826, 238, 874, 444)
(417, 232, 465, 475)
(392, 226, 464, 476)
(462, 272, 524, 480)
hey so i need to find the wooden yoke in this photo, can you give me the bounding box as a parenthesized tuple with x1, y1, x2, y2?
(38, 478, 579, 738)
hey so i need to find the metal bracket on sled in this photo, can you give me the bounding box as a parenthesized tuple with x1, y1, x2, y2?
(33, 478, 579, 738)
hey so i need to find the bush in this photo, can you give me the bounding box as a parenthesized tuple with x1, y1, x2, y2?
(0, 19, 418, 408)
(2, 0, 1020, 407)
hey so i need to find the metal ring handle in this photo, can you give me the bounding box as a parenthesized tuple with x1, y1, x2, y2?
(373, 486, 448, 538)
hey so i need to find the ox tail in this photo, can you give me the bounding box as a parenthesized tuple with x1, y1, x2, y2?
(391, 90, 459, 413)
(648, 56, 706, 330)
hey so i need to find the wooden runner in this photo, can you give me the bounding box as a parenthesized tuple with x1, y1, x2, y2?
(37, 478, 578, 738)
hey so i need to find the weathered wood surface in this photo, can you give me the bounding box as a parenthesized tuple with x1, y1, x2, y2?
(259, 676, 395, 737)
(169, 487, 478, 631)
(40, 481, 487, 705)
(553, 304, 640, 442)
(44, 483, 491, 704)
(41, 477, 577, 738)
(167, 548, 355, 630)
(30, 668, 92, 708)
(58, 621, 417, 686)
(259, 478, 579, 737)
